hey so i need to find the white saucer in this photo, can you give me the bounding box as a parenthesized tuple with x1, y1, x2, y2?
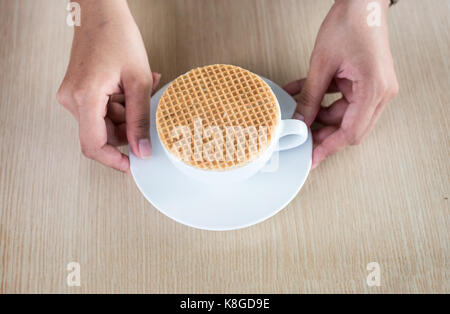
(130, 77, 312, 231)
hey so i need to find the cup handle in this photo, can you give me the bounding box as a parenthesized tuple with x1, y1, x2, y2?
(276, 119, 308, 152)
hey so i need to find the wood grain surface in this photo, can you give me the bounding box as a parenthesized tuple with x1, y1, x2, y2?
(0, 0, 448, 293)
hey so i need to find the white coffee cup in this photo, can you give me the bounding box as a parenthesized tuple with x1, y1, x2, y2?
(159, 97, 308, 184)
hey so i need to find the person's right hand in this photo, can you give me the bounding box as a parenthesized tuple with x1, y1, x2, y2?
(57, 0, 160, 172)
(284, 0, 398, 169)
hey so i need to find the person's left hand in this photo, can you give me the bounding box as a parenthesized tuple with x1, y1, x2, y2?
(284, 0, 399, 169)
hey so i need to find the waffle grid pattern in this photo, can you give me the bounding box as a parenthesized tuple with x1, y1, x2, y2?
(156, 64, 279, 170)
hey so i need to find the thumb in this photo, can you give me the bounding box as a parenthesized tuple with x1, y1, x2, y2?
(294, 55, 336, 126)
(151, 72, 162, 95)
(123, 71, 159, 159)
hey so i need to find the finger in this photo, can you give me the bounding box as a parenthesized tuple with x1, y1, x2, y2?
(96, 144, 130, 173)
(78, 98, 130, 172)
(108, 72, 161, 105)
(311, 128, 348, 169)
(283, 78, 340, 97)
(106, 118, 128, 146)
(151, 72, 161, 94)
(283, 79, 306, 96)
(294, 57, 337, 126)
(326, 79, 340, 94)
(110, 94, 125, 105)
(312, 97, 378, 169)
(316, 97, 349, 126)
(335, 78, 353, 100)
(122, 70, 153, 159)
(312, 126, 338, 147)
(107, 101, 126, 124)
(357, 99, 386, 143)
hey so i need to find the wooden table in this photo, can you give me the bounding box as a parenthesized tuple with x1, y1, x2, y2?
(0, 0, 448, 294)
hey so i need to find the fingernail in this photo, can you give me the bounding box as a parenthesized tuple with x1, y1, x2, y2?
(311, 153, 319, 170)
(293, 112, 305, 122)
(121, 157, 130, 172)
(138, 139, 152, 159)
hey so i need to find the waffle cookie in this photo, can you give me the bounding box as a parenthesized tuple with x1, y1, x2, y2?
(156, 64, 279, 170)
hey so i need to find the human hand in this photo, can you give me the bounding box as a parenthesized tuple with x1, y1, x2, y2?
(57, 0, 160, 172)
(284, 0, 398, 169)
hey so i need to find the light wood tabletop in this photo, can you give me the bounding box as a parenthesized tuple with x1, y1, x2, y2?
(0, 0, 448, 294)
